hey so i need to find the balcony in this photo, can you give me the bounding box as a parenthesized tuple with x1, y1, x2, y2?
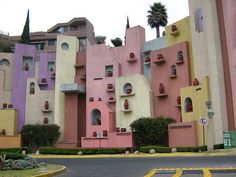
(60, 83, 85, 94)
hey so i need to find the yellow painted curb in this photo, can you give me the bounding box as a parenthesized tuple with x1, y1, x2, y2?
(32, 165, 66, 177)
(144, 168, 157, 177)
(203, 168, 211, 177)
(30, 150, 236, 159)
(173, 169, 183, 177)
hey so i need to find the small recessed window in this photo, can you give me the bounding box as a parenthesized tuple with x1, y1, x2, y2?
(48, 39, 56, 46)
(184, 97, 193, 112)
(61, 42, 69, 50)
(22, 56, 33, 71)
(105, 65, 113, 77)
(177, 51, 183, 61)
(0, 59, 10, 66)
(48, 61, 55, 72)
(170, 65, 176, 76)
(123, 83, 133, 94)
(195, 8, 204, 32)
(91, 109, 101, 125)
(30, 82, 35, 94)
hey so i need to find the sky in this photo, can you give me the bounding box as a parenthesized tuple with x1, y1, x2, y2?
(0, 0, 189, 45)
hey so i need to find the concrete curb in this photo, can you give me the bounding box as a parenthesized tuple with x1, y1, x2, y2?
(31, 165, 66, 177)
(30, 150, 236, 159)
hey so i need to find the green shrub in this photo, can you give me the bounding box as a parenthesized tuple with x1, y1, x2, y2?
(95, 36, 106, 44)
(111, 37, 123, 47)
(130, 116, 175, 146)
(0, 152, 25, 160)
(140, 146, 171, 153)
(176, 146, 207, 152)
(190, 146, 207, 152)
(0, 148, 22, 154)
(39, 147, 126, 155)
(21, 124, 60, 151)
(213, 144, 224, 149)
(176, 146, 191, 152)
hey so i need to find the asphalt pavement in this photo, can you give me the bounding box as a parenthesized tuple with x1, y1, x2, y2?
(33, 150, 236, 177)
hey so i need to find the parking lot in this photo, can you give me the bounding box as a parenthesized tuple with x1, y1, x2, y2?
(145, 167, 236, 177)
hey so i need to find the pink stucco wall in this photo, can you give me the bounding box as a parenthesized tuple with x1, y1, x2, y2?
(82, 26, 145, 147)
(151, 41, 191, 122)
(86, 101, 115, 137)
(82, 132, 134, 148)
(168, 121, 197, 147)
(75, 51, 86, 85)
(64, 94, 79, 142)
(222, 1, 236, 129)
(86, 26, 145, 111)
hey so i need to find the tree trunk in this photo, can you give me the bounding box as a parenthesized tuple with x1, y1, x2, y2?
(156, 26, 160, 38)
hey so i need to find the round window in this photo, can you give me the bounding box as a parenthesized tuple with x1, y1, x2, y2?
(61, 42, 69, 50)
(123, 83, 133, 94)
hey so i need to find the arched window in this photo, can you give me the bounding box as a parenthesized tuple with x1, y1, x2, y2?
(184, 97, 193, 112)
(91, 109, 101, 125)
(177, 51, 183, 61)
(30, 82, 35, 94)
(0, 59, 10, 66)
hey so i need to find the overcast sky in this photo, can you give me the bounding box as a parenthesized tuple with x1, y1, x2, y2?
(0, 0, 189, 45)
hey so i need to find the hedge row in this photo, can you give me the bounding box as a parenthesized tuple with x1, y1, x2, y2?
(140, 146, 172, 153)
(38, 144, 224, 155)
(39, 147, 126, 155)
(0, 148, 23, 154)
(176, 146, 207, 152)
(213, 144, 224, 150)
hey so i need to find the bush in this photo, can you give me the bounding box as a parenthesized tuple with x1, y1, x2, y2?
(111, 37, 122, 47)
(0, 152, 25, 160)
(140, 146, 172, 153)
(95, 36, 106, 44)
(21, 124, 60, 151)
(176, 146, 207, 152)
(176, 146, 191, 152)
(213, 144, 224, 149)
(130, 116, 175, 146)
(190, 146, 207, 152)
(39, 147, 126, 155)
(0, 148, 22, 154)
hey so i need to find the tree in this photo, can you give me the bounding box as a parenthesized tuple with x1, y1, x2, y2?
(147, 2, 168, 38)
(21, 124, 60, 151)
(111, 37, 123, 47)
(19, 9, 30, 44)
(126, 16, 130, 29)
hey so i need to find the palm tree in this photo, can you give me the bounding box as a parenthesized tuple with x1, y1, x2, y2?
(147, 2, 168, 38)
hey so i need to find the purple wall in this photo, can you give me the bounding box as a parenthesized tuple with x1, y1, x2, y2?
(12, 43, 36, 132)
(39, 52, 56, 90)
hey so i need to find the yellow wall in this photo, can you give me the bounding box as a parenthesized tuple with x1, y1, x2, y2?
(54, 35, 79, 139)
(0, 134, 21, 148)
(165, 17, 194, 80)
(0, 109, 17, 135)
(180, 76, 210, 145)
(115, 74, 153, 130)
